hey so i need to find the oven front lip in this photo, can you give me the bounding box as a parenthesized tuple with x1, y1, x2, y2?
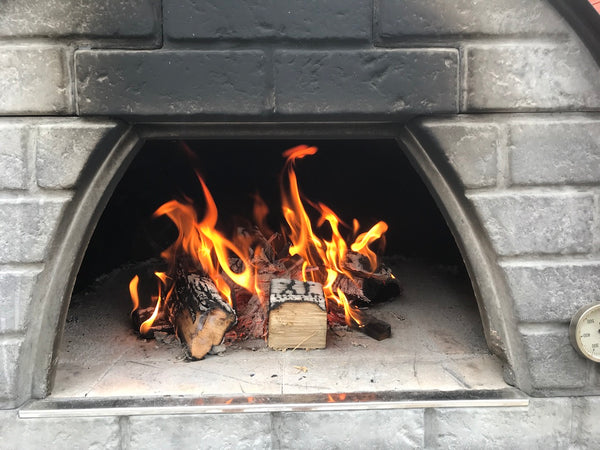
(19, 388, 529, 418)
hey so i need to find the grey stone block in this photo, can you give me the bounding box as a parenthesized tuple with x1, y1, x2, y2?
(412, 120, 500, 188)
(427, 398, 572, 448)
(520, 326, 589, 389)
(0, 269, 42, 333)
(468, 192, 594, 256)
(0, 47, 72, 115)
(274, 50, 458, 116)
(0, 339, 23, 401)
(0, 123, 28, 190)
(376, 0, 569, 39)
(165, 0, 371, 41)
(501, 262, 600, 322)
(37, 120, 124, 189)
(466, 44, 600, 111)
(273, 409, 424, 448)
(76, 50, 268, 116)
(129, 413, 272, 449)
(0, 410, 120, 448)
(0, 197, 70, 263)
(0, 0, 160, 42)
(509, 118, 600, 185)
(573, 397, 600, 445)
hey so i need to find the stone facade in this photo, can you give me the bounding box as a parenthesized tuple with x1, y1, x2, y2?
(2, 397, 600, 448)
(0, 0, 599, 445)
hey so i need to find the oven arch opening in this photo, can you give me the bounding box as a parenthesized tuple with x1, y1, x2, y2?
(32, 123, 526, 402)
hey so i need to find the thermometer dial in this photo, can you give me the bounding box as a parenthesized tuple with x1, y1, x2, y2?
(569, 303, 600, 363)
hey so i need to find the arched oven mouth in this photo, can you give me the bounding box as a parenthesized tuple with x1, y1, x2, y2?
(41, 127, 512, 410)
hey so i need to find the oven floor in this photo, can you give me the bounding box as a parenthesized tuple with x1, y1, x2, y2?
(53, 259, 507, 398)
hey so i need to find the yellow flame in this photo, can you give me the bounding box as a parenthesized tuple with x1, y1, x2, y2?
(129, 275, 140, 315)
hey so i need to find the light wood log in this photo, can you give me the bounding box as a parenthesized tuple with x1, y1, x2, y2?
(267, 278, 327, 350)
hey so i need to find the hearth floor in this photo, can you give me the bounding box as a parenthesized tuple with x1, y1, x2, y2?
(52, 259, 506, 398)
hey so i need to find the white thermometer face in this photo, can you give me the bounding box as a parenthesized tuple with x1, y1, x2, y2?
(570, 304, 600, 363)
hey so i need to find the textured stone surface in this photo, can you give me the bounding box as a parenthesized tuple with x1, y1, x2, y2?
(274, 50, 458, 116)
(0, 47, 72, 115)
(510, 118, 600, 185)
(0, 410, 120, 448)
(76, 51, 268, 116)
(501, 262, 600, 322)
(412, 120, 500, 188)
(165, 0, 371, 41)
(427, 398, 572, 448)
(129, 413, 272, 449)
(0, 0, 160, 41)
(0, 269, 42, 333)
(273, 409, 424, 448)
(37, 120, 124, 189)
(574, 396, 600, 445)
(377, 0, 568, 38)
(468, 193, 595, 256)
(0, 340, 23, 401)
(520, 327, 589, 389)
(0, 198, 70, 263)
(0, 123, 28, 190)
(466, 44, 600, 111)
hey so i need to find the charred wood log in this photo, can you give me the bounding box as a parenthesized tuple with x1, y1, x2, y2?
(350, 313, 391, 341)
(342, 252, 401, 307)
(169, 272, 237, 360)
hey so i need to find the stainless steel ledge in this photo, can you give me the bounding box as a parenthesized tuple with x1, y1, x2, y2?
(19, 389, 528, 418)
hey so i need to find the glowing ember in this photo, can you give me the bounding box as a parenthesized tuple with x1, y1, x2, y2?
(129, 144, 390, 336)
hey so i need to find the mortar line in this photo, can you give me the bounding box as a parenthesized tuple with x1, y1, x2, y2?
(517, 322, 568, 334)
(0, 262, 44, 271)
(265, 47, 276, 114)
(71, 45, 80, 116)
(118, 415, 131, 450)
(458, 43, 468, 113)
(466, 186, 598, 196)
(371, 0, 377, 46)
(0, 333, 26, 343)
(593, 192, 600, 253)
(0, 190, 74, 201)
(64, 44, 77, 116)
(498, 255, 600, 266)
(496, 123, 511, 189)
(25, 125, 39, 193)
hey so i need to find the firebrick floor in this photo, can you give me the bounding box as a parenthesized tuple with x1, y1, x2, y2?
(52, 259, 506, 398)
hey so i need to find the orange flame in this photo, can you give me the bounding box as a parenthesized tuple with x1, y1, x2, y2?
(280, 146, 385, 326)
(129, 275, 140, 315)
(154, 174, 254, 306)
(351, 221, 389, 271)
(129, 144, 388, 334)
(139, 272, 172, 335)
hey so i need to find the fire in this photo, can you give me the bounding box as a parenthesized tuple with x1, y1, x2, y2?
(153, 174, 254, 306)
(129, 144, 388, 334)
(128, 275, 140, 315)
(279, 145, 387, 326)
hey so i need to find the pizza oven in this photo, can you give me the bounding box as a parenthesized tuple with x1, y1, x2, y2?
(1, 0, 599, 447)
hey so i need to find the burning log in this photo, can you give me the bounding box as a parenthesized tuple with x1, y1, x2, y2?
(132, 306, 172, 337)
(169, 272, 237, 360)
(341, 252, 401, 307)
(267, 278, 327, 350)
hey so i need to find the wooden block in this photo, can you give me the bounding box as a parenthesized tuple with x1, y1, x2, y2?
(267, 278, 327, 350)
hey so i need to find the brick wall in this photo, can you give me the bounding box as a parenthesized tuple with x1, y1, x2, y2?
(0, 0, 599, 416)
